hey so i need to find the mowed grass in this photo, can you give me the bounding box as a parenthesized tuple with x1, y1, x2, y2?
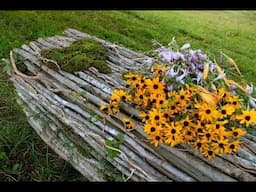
(0, 11, 255, 181)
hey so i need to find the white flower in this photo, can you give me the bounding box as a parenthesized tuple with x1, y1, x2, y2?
(246, 84, 254, 95)
(180, 43, 190, 50)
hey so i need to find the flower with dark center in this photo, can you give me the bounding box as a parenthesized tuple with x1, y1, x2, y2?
(236, 110, 256, 126)
(121, 95, 126, 100)
(183, 121, 189, 127)
(221, 110, 227, 115)
(150, 127, 156, 132)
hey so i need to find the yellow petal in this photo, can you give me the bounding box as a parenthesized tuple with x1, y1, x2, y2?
(100, 105, 108, 111)
(222, 53, 241, 76)
(196, 86, 219, 107)
(203, 63, 209, 80)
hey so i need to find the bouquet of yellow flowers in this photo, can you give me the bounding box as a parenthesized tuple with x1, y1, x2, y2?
(101, 39, 256, 159)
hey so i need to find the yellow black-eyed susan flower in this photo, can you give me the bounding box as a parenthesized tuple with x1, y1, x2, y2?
(148, 132, 164, 147)
(155, 95, 168, 109)
(227, 127, 246, 138)
(226, 140, 241, 154)
(195, 102, 221, 122)
(143, 121, 162, 135)
(139, 112, 150, 123)
(134, 88, 147, 106)
(148, 108, 164, 123)
(164, 122, 182, 147)
(122, 118, 135, 130)
(212, 138, 229, 154)
(201, 148, 216, 159)
(153, 63, 168, 77)
(100, 104, 108, 112)
(227, 95, 241, 109)
(235, 110, 256, 126)
(193, 139, 208, 152)
(219, 104, 235, 118)
(147, 77, 165, 95)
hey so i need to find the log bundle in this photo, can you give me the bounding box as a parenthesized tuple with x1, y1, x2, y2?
(8, 28, 256, 181)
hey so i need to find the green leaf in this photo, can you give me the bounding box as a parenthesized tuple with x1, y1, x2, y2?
(89, 114, 100, 123)
(12, 163, 20, 172)
(105, 134, 125, 159)
(116, 133, 124, 143)
(75, 91, 86, 97)
(0, 151, 7, 161)
(105, 148, 120, 159)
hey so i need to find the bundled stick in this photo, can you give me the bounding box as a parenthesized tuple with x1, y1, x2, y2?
(8, 28, 256, 181)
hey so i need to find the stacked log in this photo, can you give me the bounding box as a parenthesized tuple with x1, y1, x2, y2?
(8, 28, 256, 181)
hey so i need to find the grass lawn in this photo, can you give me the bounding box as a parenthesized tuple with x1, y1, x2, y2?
(0, 11, 255, 181)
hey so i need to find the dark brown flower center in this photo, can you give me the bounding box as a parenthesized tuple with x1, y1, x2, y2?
(233, 131, 238, 137)
(121, 96, 126, 100)
(154, 115, 160, 120)
(206, 133, 211, 139)
(230, 144, 235, 149)
(159, 100, 164, 104)
(171, 106, 176, 110)
(132, 77, 137, 81)
(197, 142, 202, 148)
(245, 116, 251, 121)
(208, 151, 213, 156)
(187, 131, 192, 135)
(164, 113, 169, 118)
(139, 95, 143, 99)
(150, 127, 156, 132)
(219, 143, 224, 148)
(221, 110, 227, 115)
(171, 129, 176, 134)
(197, 128, 203, 133)
(232, 101, 237, 105)
(216, 124, 220, 129)
(194, 113, 199, 119)
(180, 95, 185, 100)
(145, 115, 149, 120)
(206, 109, 211, 114)
(155, 136, 160, 141)
(184, 121, 189, 127)
(153, 84, 159, 89)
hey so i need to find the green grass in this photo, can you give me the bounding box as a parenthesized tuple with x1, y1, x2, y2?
(0, 11, 255, 181)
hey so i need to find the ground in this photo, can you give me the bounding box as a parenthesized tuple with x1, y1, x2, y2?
(0, 11, 255, 181)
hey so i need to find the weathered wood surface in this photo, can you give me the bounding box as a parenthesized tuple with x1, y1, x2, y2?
(8, 28, 256, 181)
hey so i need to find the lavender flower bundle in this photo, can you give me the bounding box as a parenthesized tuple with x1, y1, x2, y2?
(144, 38, 256, 110)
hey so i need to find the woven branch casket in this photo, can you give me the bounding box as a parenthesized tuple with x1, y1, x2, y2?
(9, 28, 256, 181)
